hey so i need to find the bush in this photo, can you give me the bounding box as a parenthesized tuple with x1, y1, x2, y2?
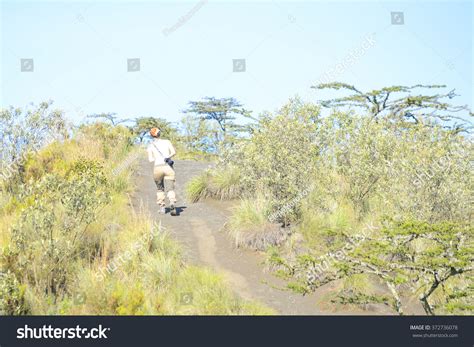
(186, 167, 242, 202)
(189, 98, 321, 223)
(206, 96, 472, 314)
(7, 159, 110, 296)
(233, 99, 320, 222)
(210, 167, 242, 200)
(315, 112, 472, 221)
(186, 171, 212, 203)
(298, 199, 357, 252)
(0, 101, 68, 194)
(215, 101, 472, 225)
(167, 265, 273, 315)
(0, 270, 29, 315)
(77, 123, 133, 160)
(58, 213, 272, 315)
(1, 114, 272, 315)
(226, 198, 288, 250)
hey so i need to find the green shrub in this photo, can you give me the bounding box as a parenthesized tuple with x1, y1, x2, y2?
(226, 198, 288, 250)
(186, 167, 242, 202)
(186, 172, 212, 202)
(298, 199, 357, 252)
(168, 266, 273, 315)
(207, 97, 472, 314)
(0, 101, 68, 193)
(58, 214, 272, 316)
(5, 157, 110, 297)
(0, 270, 29, 315)
(233, 99, 320, 221)
(315, 112, 473, 221)
(111, 283, 146, 315)
(210, 167, 242, 200)
(2, 111, 275, 315)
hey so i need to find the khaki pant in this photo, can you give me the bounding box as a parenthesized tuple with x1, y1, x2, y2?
(153, 164, 176, 207)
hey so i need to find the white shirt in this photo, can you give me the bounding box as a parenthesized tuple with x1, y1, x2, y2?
(147, 139, 176, 166)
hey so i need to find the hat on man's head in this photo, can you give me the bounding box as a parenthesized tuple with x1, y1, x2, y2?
(150, 128, 160, 137)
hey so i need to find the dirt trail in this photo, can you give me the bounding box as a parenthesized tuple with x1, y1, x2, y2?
(131, 158, 394, 315)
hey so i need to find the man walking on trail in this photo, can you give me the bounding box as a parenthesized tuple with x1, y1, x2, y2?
(147, 127, 177, 216)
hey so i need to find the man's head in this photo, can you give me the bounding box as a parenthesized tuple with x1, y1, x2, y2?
(150, 127, 161, 138)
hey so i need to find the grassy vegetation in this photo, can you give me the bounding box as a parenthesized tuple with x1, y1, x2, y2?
(2, 83, 472, 316)
(188, 95, 473, 315)
(226, 198, 286, 251)
(186, 171, 213, 203)
(186, 166, 242, 203)
(0, 116, 272, 315)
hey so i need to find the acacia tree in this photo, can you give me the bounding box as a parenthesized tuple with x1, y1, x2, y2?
(87, 113, 132, 126)
(184, 97, 251, 150)
(312, 83, 473, 132)
(306, 219, 473, 315)
(185, 97, 249, 132)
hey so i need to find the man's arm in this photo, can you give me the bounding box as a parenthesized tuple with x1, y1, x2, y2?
(147, 146, 155, 163)
(167, 141, 176, 158)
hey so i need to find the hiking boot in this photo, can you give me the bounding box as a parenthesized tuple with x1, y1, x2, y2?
(170, 204, 177, 216)
(158, 206, 166, 214)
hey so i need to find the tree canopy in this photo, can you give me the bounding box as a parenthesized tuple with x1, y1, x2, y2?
(87, 113, 132, 127)
(312, 83, 473, 132)
(184, 97, 250, 133)
(184, 97, 252, 152)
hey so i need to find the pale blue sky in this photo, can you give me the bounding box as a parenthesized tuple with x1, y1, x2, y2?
(1, 0, 472, 125)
